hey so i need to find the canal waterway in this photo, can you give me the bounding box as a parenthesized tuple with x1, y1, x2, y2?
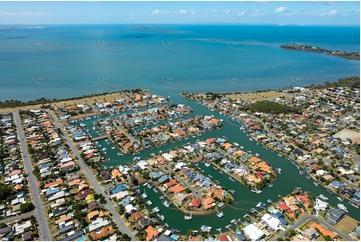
(74, 92, 360, 234)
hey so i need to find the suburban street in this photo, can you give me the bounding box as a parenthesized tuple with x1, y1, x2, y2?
(0, 211, 34, 224)
(13, 111, 52, 241)
(47, 110, 136, 240)
(273, 214, 353, 241)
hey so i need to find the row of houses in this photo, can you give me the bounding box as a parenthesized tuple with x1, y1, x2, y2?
(0, 113, 39, 240)
(94, 91, 168, 114)
(20, 110, 122, 241)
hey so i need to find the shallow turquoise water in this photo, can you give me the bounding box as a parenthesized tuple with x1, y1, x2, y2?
(0, 24, 359, 101)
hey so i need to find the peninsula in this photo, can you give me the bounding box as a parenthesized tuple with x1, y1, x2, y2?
(280, 44, 360, 60)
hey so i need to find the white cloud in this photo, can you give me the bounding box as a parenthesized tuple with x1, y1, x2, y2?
(0, 11, 52, 16)
(275, 7, 286, 13)
(320, 9, 338, 16)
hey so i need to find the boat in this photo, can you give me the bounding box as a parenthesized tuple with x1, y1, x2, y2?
(313, 182, 319, 187)
(256, 189, 262, 194)
(348, 202, 359, 208)
(251, 189, 257, 193)
(141, 193, 148, 199)
(219, 171, 223, 174)
(255, 153, 260, 157)
(146, 200, 152, 205)
(299, 171, 305, 174)
(153, 188, 158, 193)
(164, 223, 169, 227)
(268, 184, 273, 188)
(234, 143, 239, 146)
(249, 138, 253, 141)
(204, 162, 211, 167)
(249, 208, 257, 213)
(231, 219, 236, 224)
(157, 214, 165, 221)
(184, 213, 192, 220)
(305, 175, 310, 179)
(229, 190, 235, 194)
(147, 184, 152, 189)
(163, 200, 171, 207)
(267, 199, 273, 203)
(318, 194, 328, 200)
(143, 183, 148, 187)
(276, 168, 282, 174)
(295, 187, 302, 190)
(80, 123, 86, 127)
(337, 204, 348, 212)
(208, 175, 213, 178)
(111, 146, 115, 150)
(256, 202, 262, 208)
(229, 177, 236, 182)
(201, 225, 212, 232)
(278, 153, 282, 157)
(152, 207, 160, 213)
(337, 196, 344, 202)
(216, 211, 224, 218)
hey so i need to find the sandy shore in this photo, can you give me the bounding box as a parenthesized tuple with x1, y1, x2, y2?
(225, 90, 292, 101)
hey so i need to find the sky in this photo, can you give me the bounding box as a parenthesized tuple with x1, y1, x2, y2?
(0, 1, 359, 25)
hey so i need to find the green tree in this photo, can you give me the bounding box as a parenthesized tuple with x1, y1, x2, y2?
(20, 202, 34, 213)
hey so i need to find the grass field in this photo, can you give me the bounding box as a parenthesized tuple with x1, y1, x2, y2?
(334, 215, 358, 235)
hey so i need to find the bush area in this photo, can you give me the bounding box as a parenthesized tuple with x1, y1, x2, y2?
(247, 100, 298, 114)
(309, 76, 360, 89)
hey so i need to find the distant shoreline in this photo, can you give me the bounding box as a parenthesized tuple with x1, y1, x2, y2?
(280, 43, 360, 60)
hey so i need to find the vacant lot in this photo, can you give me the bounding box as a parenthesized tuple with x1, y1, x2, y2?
(334, 215, 358, 235)
(333, 129, 360, 144)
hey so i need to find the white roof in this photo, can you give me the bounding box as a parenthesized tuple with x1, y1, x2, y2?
(261, 213, 281, 231)
(314, 198, 328, 211)
(243, 224, 264, 241)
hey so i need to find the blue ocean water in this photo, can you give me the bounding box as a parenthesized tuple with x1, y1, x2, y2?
(0, 24, 359, 101)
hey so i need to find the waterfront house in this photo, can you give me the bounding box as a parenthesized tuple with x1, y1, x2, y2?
(145, 226, 159, 241)
(174, 193, 189, 205)
(203, 196, 216, 209)
(189, 197, 201, 208)
(283, 196, 300, 211)
(243, 224, 265, 241)
(330, 181, 345, 189)
(327, 208, 345, 225)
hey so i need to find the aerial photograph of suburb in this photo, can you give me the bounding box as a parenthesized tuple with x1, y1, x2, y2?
(0, 0, 359, 241)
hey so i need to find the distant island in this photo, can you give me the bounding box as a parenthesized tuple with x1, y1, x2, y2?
(280, 43, 360, 61)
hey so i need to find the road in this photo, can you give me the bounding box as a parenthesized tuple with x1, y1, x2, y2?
(47, 110, 136, 240)
(13, 111, 52, 241)
(273, 214, 353, 241)
(0, 211, 34, 224)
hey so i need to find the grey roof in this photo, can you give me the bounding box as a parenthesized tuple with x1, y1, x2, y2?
(327, 208, 345, 225)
